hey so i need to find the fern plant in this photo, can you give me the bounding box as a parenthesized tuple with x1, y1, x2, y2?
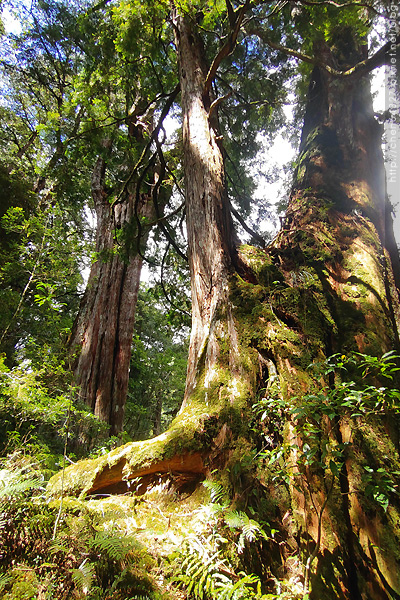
(173, 542, 222, 598)
(173, 537, 265, 600)
(202, 479, 274, 554)
(91, 529, 136, 563)
(224, 511, 270, 554)
(0, 462, 162, 600)
(71, 559, 96, 595)
(0, 573, 13, 593)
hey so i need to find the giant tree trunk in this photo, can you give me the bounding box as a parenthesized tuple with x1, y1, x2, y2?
(254, 30, 400, 598)
(48, 8, 259, 495)
(69, 153, 154, 436)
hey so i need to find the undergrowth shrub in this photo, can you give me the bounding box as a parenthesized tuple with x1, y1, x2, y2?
(170, 479, 304, 599)
(253, 351, 400, 595)
(0, 458, 165, 599)
(0, 355, 109, 463)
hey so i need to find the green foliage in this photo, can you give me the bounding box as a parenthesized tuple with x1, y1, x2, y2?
(0, 355, 108, 462)
(224, 511, 271, 554)
(255, 351, 400, 513)
(203, 479, 229, 506)
(173, 536, 264, 600)
(362, 466, 400, 513)
(203, 477, 275, 554)
(170, 475, 282, 599)
(0, 180, 88, 368)
(0, 460, 165, 600)
(125, 284, 189, 439)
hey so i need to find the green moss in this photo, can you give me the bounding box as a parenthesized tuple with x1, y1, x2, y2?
(3, 570, 39, 600)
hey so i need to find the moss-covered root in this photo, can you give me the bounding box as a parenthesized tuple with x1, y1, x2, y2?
(47, 409, 211, 499)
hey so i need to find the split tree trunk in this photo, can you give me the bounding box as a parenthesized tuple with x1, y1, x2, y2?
(69, 152, 155, 436)
(49, 23, 400, 600)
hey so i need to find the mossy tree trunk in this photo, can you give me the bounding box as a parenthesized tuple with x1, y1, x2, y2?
(172, 8, 248, 408)
(248, 30, 400, 599)
(69, 148, 156, 436)
(264, 30, 400, 387)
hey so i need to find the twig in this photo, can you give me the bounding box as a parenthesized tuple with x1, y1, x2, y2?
(230, 204, 266, 247)
(160, 243, 191, 317)
(52, 391, 73, 540)
(208, 91, 232, 119)
(248, 28, 400, 79)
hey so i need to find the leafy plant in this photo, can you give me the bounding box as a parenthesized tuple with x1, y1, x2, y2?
(362, 466, 400, 512)
(171, 475, 281, 600)
(173, 537, 263, 600)
(0, 355, 109, 461)
(224, 511, 271, 554)
(0, 461, 163, 599)
(253, 351, 400, 594)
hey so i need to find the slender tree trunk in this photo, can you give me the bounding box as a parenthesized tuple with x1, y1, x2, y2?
(69, 152, 154, 436)
(152, 394, 162, 437)
(172, 8, 243, 408)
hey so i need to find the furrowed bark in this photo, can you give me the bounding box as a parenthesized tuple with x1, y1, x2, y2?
(261, 30, 400, 598)
(172, 7, 242, 406)
(69, 148, 156, 436)
(49, 23, 400, 600)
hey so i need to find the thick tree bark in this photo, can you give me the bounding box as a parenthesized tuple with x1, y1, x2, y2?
(69, 152, 154, 436)
(258, 30, 400, 599)
(271, 32, 400, 376)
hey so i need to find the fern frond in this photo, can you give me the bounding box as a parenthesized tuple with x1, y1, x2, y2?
(225, 511, 269, 547)
(0, 572, 12, 592)
(242, 519, 265, 542)
(203, 480, 229, 506)
(214, 572, 260, 599)
(71, 559, 95, 593)
(224, 510, 244, 529)
(0, 475, 42, 499)
(49, 535, 70, 556)
(0, 512, 7, 531)
(91, 530, 132, 562)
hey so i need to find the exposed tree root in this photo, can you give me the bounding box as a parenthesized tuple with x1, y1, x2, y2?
(47, 409, 228, 499)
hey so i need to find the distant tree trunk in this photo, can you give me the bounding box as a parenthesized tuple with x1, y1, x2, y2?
(172, 8, 244, 409)
(69, 151, 155, 436)
(152, 394, 162, 437)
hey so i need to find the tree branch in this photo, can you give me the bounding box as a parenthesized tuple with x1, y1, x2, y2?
(230, 203, 266, 247)
(160, 243, 191, 317)
(153, 141, 188, 263)
(248, 28, 400, 79)
(204, 0, 251, 96)
(111, 85, 180, 209)
(208, 91, 232, 120)
(297, 0, 382, 16)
